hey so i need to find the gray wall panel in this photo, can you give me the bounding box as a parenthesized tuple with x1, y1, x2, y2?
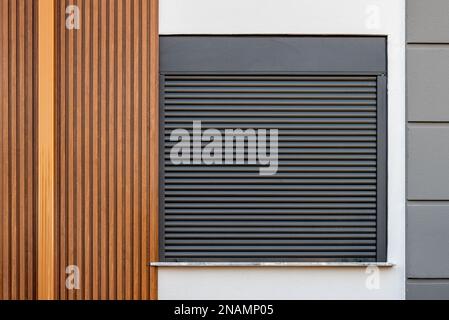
(408, 48, 449, 121)
(407, 0, 449, 43)
(408, 125, 449, 199)
(406, 0, 449, 300)
(407, 205, 449, 278)
(407, 280, 449, 300)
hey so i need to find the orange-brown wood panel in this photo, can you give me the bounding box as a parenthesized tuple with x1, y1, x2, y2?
(0, 0, 38, 300)
(54, 0, 158, 300)
(37, 0, 55, 300)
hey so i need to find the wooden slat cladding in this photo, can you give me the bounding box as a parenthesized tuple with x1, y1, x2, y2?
(0, 0, 39, 300)
(54, 0, 157, 300)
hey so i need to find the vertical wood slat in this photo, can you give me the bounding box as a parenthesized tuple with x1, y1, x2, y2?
(55, 0, 66, 300)
(54, 0, 158, 300)
(133, 0, 141, 300)
(141, 0, 150, 300)
(18, 0, 26, 299)
(91, 0, 100, 300)
(149, 0, 159, 300)
(0, 0, 38, 300)
(116, 0, 124, 300)
(75, 0, 83, 301)
(82, 0, 92, 300)
(108, 0, 117, 300)
(99, 0, 108, 300)
(124, 0, 132, 300)
(10, 0, 18, 298)
(66, 0, 75, 302)
(38, 0, 55, 300)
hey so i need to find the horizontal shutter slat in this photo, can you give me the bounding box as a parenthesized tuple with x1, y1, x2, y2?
(164, 252, 376, 258)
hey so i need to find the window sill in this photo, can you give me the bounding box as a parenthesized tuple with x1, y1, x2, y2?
(150, 262, 395, 268)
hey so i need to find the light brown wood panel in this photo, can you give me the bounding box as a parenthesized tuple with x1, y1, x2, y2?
(54, 0, 158, 300)
(0, 0, 38, 300)
(37, 0, 55, 300)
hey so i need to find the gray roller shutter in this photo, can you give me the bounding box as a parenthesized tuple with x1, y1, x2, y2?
(160, 37, 387, 262)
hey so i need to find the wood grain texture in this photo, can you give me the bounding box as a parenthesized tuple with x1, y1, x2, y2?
(54, 0, 158, 300)
(0, 0, 39, 300)
(37, 0, 55, 300)
(149, 0, 159, 301)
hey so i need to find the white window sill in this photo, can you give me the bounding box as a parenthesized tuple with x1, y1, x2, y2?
(150, 262, 395, 268)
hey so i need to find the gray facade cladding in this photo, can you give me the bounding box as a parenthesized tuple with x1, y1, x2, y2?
(407, 0, 449, 299)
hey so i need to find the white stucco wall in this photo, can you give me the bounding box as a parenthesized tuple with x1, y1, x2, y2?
(158, 0, 406, 300)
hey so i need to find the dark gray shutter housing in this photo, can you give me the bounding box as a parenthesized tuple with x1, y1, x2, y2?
(160, 37, 387, 262)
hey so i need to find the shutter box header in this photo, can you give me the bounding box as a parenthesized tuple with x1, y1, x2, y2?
(160, 36, 387, 73)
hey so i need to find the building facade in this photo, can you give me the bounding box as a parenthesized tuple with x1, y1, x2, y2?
(0, 0, 447, 300)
